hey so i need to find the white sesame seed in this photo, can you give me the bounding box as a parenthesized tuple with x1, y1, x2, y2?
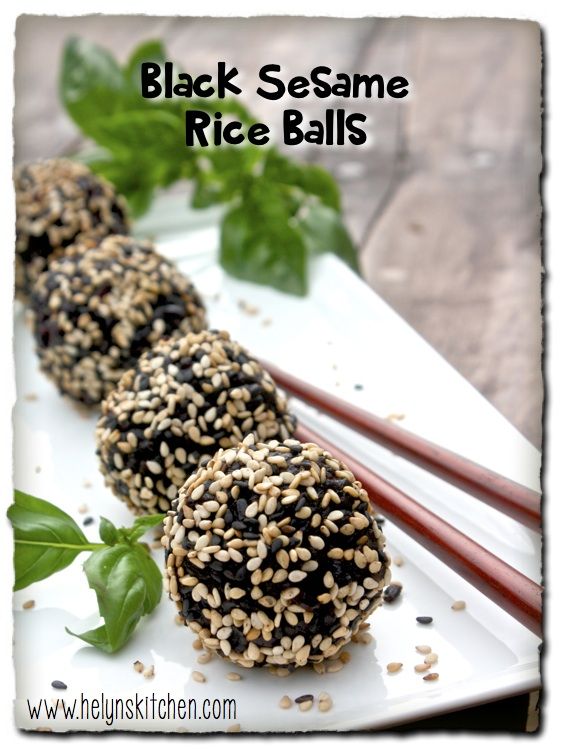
(451, 600, 466, 611)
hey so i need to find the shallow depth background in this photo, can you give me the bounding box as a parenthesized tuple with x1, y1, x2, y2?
(13, 15, 543, 448)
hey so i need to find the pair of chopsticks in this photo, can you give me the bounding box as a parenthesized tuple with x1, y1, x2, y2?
(263, 361, 542, 638)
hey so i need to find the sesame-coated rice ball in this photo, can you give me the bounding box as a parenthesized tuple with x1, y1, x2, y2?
(15, 158, 128, 301)
(31, 235, 207, 405)
(96, 331, 297, 514)
(162, 435, 391, 669)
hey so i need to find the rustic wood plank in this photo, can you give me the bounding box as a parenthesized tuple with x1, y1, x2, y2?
(360, 18, 542, 447)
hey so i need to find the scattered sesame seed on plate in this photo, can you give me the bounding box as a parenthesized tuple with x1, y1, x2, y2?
(279, 695, 292, 710)
(299, 700, 314, 712)
(415, 663, 430, 673)
(393, 555, 404, 567)
(82, 516, 94, 526)
(133, 660, 144, 673)
(451, 600, 466, 611)
(226, 672, 242, 681)
(238, 299, 259, 316)
(415, 645, 432, 655)
(227, 724, 241, 733)
(197, 652, 213, 665)
(51, 680, 67, 690)
(424, 653, 439, 665)
(77, 504, 88, 514)
(22, 600, 35, 610)
(143, 665, 155, 679)
(23, 393, 38, 401)
(192, 671, 206, 683)
(383, 583, 403, 603)
(423, 672, 440, 681)
(416, 616, 433, 625)
(318, 692, 333, 712)
(387, 662, 403, 674)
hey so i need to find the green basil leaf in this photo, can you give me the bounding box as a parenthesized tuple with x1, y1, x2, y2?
(99, 517, 120, 546)
(220, 179, 308, 296)
(131, 545, 163, 614)
(191, 147, 264, 208)
(263, 149, 341, 211)
(124, 39, 166, 88)
(8, 491, 93, 591)
(64, 624, 109, 651)
(125, 514, 165, 543)
(60, 37, 125, 139)
(93, 109, 185, 155)
(297, 202, 359, 272)
(68, 543, 161, 653)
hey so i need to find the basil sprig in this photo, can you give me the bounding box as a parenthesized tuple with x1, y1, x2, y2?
(8, 490, 165, 654)
(59, 37, 358, 295)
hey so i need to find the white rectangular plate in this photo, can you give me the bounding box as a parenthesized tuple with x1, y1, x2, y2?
(12, 197, 541, 731)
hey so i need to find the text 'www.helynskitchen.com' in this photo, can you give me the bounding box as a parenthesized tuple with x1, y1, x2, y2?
(26, 692, 237, 727)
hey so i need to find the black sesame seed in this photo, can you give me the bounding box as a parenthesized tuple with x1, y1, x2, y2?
(295, 496, 307, 512)
(82, 516, 94, 526)
(51, 680, 67, 690)
(243, 531, 260, 540)
(271, 538, 283, 554)
(383, 583, 403, 603)
(295, 694, 314, 704)
(416, 616, 433, 625)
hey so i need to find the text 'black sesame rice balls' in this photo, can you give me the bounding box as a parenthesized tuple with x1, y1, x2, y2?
(15, 158, 129, 301)
(31, 235, 207, 405)
(96, 330, 297, 515)
(162, 435, 391, 669)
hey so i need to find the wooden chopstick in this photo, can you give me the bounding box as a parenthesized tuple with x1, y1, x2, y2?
(294, 423, 542, 638)
(264, 361, 541, 531)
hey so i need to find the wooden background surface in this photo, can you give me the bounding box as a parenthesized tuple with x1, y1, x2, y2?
(14, 16, 543, 449)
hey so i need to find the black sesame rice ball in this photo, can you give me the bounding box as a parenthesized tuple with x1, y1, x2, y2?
(162, 435, 391, 669)
(96, 330, 297, 515)
(15, 158, 129, 301)
(31, 235, 207, 405)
